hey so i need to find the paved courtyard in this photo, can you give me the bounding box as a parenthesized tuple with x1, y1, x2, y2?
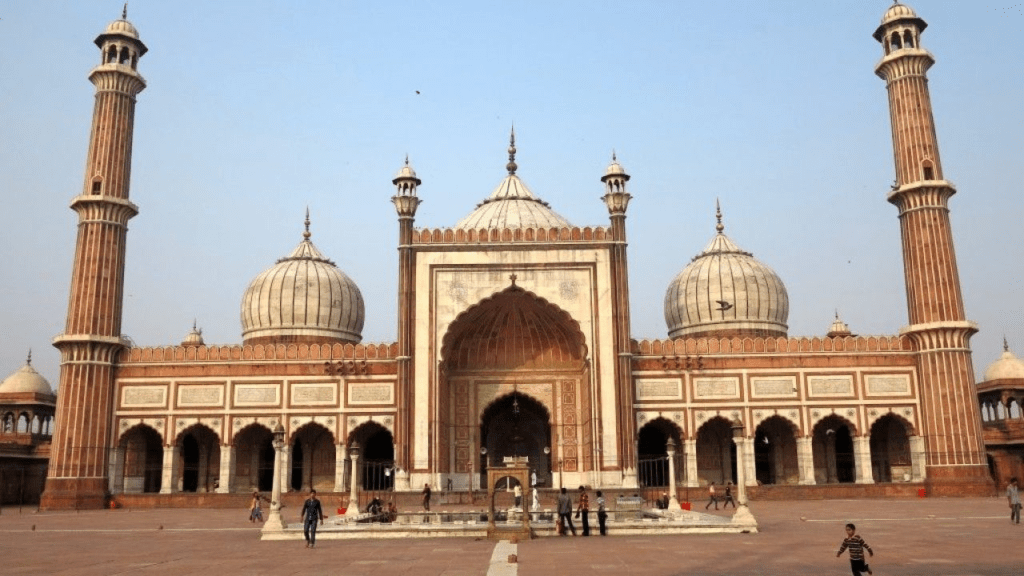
(0, 497, 1021, 575)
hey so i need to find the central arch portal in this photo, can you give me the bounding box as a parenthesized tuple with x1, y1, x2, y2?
(437, 283, 592, 489)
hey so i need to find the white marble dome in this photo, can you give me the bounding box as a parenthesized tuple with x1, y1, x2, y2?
(664, 212, 789, 339)
(455, 173, 571, 230)
(984, 344, 1024, 382)
(0, 357, 53, 396)
(880, 3, 919, 26)
(240, 221, 364, 344)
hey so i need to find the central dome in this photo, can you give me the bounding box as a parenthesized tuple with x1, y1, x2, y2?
(454, 130, 571, 230)
(240, 216, 364, 345)
(983, 342, 1024, 382)
(664, 206, 789, 339)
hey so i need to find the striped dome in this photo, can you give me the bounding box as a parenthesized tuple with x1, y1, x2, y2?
(240, 221, 363, 345)
(664, 214, 788, 339)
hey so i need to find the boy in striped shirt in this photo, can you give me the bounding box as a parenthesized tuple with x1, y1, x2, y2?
(836, 523, 873, 575)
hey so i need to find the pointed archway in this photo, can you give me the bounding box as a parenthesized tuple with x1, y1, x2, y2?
(439, 283, 590, 489)
(753, 416, 799, 485)
(812, 415, 856, 484)
(480, 393, 552, 487)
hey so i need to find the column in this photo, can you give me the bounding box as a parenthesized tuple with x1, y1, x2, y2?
(197, 445, 210, 492)
(279, 445, 291, 493)
(743, 438, 757, 488)
(160, 445, 179, 494)
(301, 441, 312, 492)
(909, 435, 926, 482)
(344, 450, 360, 518)
(854, 436, 875, 484)
(797, 437, 816, 485)
(334, 444, 347, 492)
(665, 440, 681, 510)
(108, 446, 125, 494)
(685, 439, 699, 487)
(218, 444, 234, 494)
(730, 433, 757, 527)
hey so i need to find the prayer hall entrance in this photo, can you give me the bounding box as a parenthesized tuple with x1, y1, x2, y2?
(437, 283, 592, 490)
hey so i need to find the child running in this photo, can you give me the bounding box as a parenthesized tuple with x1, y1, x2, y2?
(836, 522, 874, 575)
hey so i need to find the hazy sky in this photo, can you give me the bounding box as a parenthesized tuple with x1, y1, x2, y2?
(1, 1, 1021, 388)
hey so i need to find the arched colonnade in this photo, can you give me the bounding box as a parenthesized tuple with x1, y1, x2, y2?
(635, 411, 924, 490)
(109, 420, 395, 497)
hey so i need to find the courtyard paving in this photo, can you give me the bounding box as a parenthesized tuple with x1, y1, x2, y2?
(0, 497, 1020, 575)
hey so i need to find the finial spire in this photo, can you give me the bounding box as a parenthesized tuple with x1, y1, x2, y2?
(404, 154, 409, 166)
(715, 199, 724, 234)
(1004, 336, 1010, 352)
(123, 3, 128, 19)
(506, 126, 518, 175)
(26, 349, 32, 366)
(303, 208, 311, 240)
(612, 150, 617, 163)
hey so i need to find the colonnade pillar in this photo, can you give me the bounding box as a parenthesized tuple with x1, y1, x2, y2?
(797, 437, 816, 485)
(334, 444, 347, 492)
(854, 436, 875, 484)
(160, 445, 179, 494)
(684, 439, 699, 487)
(218, 445, 234, 494)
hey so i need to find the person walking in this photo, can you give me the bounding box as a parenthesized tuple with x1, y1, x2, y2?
(557, 487, 576, 536)
(705, 482, 719, 510)
(596, 490, 608, 536)
(722, 481, 736, 509)
(1008, 477, 1021, 525)
(576, 485, 590, 536)
(249, 491, 265, 522)
(300, 489, 324, 549)
(422, 483, 432, 511)
(836, 523, 874, 575)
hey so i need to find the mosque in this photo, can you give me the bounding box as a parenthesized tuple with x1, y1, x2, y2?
(16, 4, 1014, 510)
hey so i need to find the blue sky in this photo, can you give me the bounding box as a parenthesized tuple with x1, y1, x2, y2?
(1, 1, 1021, 386)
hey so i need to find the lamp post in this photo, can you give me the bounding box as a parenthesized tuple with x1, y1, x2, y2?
(665, 438, 681, 510)
(730, 420, 757, 527)
(263, 423, 287, 532)
(344, 444, 361, 518)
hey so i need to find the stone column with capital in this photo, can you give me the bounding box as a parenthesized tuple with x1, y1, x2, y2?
(263, 425, 287, 533)
(854, 436, 875, 484)
(743, 438, 757, 488)
(665, 439, 681, 510)
(729, 426, 758, 529)
(344, 448, 361, 518)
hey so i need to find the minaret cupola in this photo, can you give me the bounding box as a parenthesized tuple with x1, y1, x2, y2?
(873, 2, 926, 57)
(601, 152, 632, 218)
(392, 156, 422, 220)
(95, 5, 148, 71)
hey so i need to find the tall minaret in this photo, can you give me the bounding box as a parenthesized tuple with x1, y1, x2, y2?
(40, 10, 147, 510)
(874, 3, 991, 494)
(601, 153, 637, 486)
(391, 156, 421, 491)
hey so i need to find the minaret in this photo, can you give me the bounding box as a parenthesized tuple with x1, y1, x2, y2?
(874, 3, 990, 494)
(391, 156, 421, 491)
(601, 153, 637, 486)
(40, 10, 147, 510)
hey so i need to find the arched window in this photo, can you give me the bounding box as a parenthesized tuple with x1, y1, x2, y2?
(17, 413, 29, 433)
(1010, 400, 1022, 419)
(91, 177, 102, 195)
(890, 32, 902, 52)
(106, 45, 117, 63)
(903, 30, 915, 48)
(119, 46, 130, 65)
(922, 159, 935, 181)
(997, 402, 1007, 420)
(31, 415, 41, 434)
(2, 413, 12, 433)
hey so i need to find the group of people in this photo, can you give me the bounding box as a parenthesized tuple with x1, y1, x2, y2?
(555, 486, 607, 536)
(704, 481, 736, 510)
